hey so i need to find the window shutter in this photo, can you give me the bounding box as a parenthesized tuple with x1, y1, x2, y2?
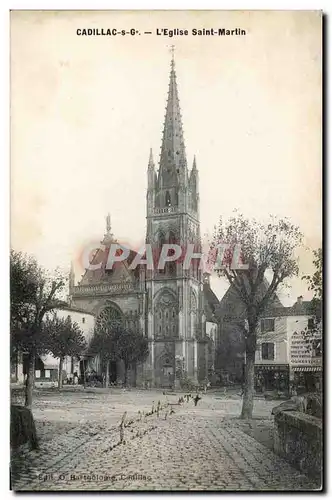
(268, 343, 274, 360)
(262, 343, 268, 359)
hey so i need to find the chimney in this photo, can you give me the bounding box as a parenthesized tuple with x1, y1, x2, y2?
(297, 296, 303, 305)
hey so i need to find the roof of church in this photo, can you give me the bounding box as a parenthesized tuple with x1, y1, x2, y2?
(216, 278, 313, 321)
(78, 241, 141, 286)
(76, 212, 142, 286)
(217, 277, 283, 322)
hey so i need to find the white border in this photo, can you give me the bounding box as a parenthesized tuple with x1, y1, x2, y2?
(2, 2, 328, 499)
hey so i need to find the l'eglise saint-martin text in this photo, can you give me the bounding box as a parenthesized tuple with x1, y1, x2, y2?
(156, 28, 247, 36)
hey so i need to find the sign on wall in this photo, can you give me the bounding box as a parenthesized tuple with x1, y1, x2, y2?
(290, 331, 321, 366)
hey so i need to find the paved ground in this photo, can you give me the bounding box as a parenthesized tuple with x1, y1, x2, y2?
(11, 388, 320, 491)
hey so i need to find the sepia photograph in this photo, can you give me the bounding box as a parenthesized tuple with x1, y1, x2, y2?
(10, 10, 322, 491)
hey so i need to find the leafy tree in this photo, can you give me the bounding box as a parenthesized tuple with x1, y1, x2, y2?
(10, 250, 66, 407)
(211, 212, 302, 418)
(303, 247, 323, 322)
(42, 314, 87, 389)
(111, 326, 149, 386)
(88, 328, 116, 387)
(302, 248, 323, 361)
(303, 248, 322, 300)
(10, 250, 38, 333)
(89, 325, 149, 387)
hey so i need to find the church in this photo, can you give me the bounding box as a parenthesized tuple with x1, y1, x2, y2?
(69, 54, 220, 388)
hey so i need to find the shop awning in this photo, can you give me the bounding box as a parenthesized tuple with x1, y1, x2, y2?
(40, 354, 59, 370)
(293, 366, 322, 372)
(255, 365, 289, 371)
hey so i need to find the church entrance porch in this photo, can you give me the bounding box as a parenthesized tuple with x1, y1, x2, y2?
(154, 343, 176, 388)
(161, 362, 174, 388)
(109, 361, 117, 384)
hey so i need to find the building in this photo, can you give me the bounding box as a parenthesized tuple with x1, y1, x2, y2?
(216, 278, 322, 393)
(255, 296, 322, 394)
(69, 54, 219, 388)
(216, 279, 282, 383)
(11, 306, 95, 385)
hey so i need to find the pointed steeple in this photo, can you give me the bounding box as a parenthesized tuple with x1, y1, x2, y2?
(159, 50, 187, 185)
(190, 155, 198, 185)
(69, 261, 75, 290)
(147, 148, 157, 194)
(148, 148, 155, 169)
(192, 155, 197, 171)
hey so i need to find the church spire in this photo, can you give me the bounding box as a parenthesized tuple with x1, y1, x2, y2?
(69, 261, 75, 290)
(148, 147, 155, 169)
(159, 48, 187, 183)
(192, 155, 197, 171)
(68, 261, 75, 305)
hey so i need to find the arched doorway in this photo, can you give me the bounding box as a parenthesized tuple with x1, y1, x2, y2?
(158, 350, 175, 388)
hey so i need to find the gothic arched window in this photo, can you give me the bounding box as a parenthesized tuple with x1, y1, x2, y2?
(96, 304, 123, 334)
(169, 231, 176, 245)
(165, 191, 171, 207)
(158, 232, 166, 274)
(167, 261, 176, 277)
(154, 291, 178, 339)
(189, 290, 198, 339)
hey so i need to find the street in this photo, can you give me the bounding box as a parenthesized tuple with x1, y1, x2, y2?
(11, 388, 319, 491)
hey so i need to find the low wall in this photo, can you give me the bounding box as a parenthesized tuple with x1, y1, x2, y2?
(274, 410, 322, 480)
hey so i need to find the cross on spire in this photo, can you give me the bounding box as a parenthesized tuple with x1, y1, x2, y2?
(169, 45, 175, 66)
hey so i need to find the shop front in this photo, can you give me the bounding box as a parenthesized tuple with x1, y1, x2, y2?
(290, 330, 322, 393)
(254, 364, 289, 394)
(292, 366, 322, 394)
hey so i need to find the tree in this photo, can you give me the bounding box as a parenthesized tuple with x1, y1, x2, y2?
(211, 212, 302, 418)
(89, 325, 149, 387)
(42, 314, 87, 389)
(10, 250, 66, 407)
(303, 248, 322, 301)
(302, 248, 323, 361)
(88, 328, 116, 388)
(111, 326, 149, 386)
(303, 247, 322, 322)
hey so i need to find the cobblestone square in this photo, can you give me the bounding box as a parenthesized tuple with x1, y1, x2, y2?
(10, 388, 320, 491)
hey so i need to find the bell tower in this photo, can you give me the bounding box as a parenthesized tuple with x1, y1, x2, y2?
(145, 50, 205, 387)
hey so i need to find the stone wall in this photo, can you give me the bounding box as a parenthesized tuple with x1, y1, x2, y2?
(274, 410, 322, 481)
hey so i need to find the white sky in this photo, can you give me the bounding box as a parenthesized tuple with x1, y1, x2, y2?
(10, 10, 322, 304)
